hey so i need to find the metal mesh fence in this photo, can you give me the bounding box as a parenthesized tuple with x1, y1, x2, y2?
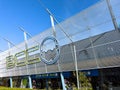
(0, 0, 120, 77)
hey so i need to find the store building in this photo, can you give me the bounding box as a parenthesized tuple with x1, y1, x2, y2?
(0, 0, 120, 90)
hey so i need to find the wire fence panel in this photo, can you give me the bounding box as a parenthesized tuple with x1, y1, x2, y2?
(0, 0, 120, 77)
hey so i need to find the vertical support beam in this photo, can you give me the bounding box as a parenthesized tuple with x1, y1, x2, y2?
(60, 73, 66, 90)
(23, 31, 29, 75)
(49, 13, 80, 89)
(87, 26, 99, 68)
(20, 28, 31, 89)
(46, 78, 49, 90)
(50, 15, 67, 90)
(28, 76, 32, 89)
(10, 77, 13, 88)
(50, 15, 56, 37)
(50, 13, 61, 78)
(24, 32, 27, 40)
(73, 45, 80, 89)
(106, 0, 118, 31)
(8, 42, 11, 76)
(8, 42, 11, 50)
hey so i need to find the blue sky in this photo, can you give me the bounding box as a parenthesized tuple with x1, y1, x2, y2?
(0, 0, 100, 51)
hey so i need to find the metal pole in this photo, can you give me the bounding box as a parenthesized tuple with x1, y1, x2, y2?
(50, 15, 56, 37)
(10, 77, 13, 88)
(8, 42, 11, 50)
(106, 0, 118, 31)
(50, 14, 61, 72)
(73, 45, 80, 89)
(49, 15, 67, 90)
(19, 28, 32, 89)
(23, 31, 32, 89)
(28, 76, 32, 89)
(49, 11, 80, 89)
(8, 42, 14, 86)
(87, 27, 99, 68)
(60, 73, 67, 90)
(7, 42, 11, 76)
(24, 32, 29, 74)
(24, 31, 27, 40)
(19, 28, 29, 75)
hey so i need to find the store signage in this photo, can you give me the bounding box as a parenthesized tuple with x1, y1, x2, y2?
(6, 45, 40, 68)
(6, 36, 60, 69)
(40, 36, 60, 65)
(35, 73, 59, 78)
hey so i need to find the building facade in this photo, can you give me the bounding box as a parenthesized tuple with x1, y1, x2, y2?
(0, 0, 120, 90)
